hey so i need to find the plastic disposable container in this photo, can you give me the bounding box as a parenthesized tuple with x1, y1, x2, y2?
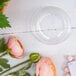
(31, 6, 71, 44)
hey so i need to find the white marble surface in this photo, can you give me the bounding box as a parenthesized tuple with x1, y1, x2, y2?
(0, 0, 76, 76)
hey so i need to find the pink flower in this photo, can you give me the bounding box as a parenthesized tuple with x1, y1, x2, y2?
(8, 36, 24, 58)
(36, 57, 56, 76)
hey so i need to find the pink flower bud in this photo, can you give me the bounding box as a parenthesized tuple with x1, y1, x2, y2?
(8, 36, 24, 58)
(36, 57, 56, 76)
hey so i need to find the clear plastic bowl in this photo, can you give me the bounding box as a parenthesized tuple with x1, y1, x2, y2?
(31, 6, 71, 45)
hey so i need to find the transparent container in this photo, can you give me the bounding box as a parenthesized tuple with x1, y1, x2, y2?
(31, 6, 71, 44)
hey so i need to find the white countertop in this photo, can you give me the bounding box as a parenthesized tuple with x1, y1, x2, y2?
(1, 0, 76, 76)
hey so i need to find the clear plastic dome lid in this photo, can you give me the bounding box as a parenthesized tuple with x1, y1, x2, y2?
(31, 6, 71, 44)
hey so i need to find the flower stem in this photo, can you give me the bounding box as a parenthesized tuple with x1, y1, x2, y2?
(0, 52, 7, 57)
(0, 59, 30, 75)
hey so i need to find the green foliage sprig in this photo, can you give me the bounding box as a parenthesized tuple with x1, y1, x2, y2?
(0, 0, 11, 28)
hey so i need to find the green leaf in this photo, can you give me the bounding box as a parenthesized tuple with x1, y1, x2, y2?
(29, 53, 41, 63)
(18, 70, 25, 76)
(7, 72, 18, 76)
(0, 58, 10, 69)
(0, 68, 3, 72)
(1, 63, 10, 69)
(0, 12, 11, 28)
(0, 0, 11, 28)
(24, 62, 32, 70)
(23, 72, 30, 76)
(8, 71, 30, 76)
(0, 0, 9, 4)
(0, 38, 8, 53)
(0, 3, 5, 9)
(0, 58, 8, 62)
(18, 71, 30, 76)
(0, 0, 9, 9)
